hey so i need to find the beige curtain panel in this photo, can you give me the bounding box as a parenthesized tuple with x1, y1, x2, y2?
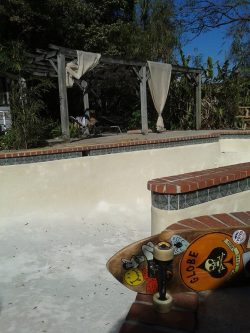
(147, 61, 172, 131)
(66, 51, 101, 87)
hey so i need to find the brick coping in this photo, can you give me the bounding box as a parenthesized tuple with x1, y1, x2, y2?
(166, 210, 250, 231)
(0, 130, 250, 160)
(148, 162, 250, 194)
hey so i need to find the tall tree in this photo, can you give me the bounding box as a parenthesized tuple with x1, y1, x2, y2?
(0, 0, 179, 146)
(0, 0, 135, 55)
(177, 0, 250, 66)
(178, 0, 249, 33)
(121, 0, 177, 61)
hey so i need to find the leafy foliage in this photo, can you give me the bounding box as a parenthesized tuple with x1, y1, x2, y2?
(0, 79, 53, 149)
(121, 0, 177, 61)
(0, 41, 26, 73)
(160, 51, 250, 131)
(0, 0, 249, 149)
(0, 0, 135, 53)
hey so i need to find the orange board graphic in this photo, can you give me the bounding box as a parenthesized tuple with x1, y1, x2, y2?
(180, 232, 244, 291)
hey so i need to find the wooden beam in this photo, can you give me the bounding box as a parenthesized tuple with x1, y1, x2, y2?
(49, 44, 76, 58)
(172, 65, 202, 74)
(31, 72, 57, 78)
(48, 44, 202, 74)
(23, 63, 57, 76)
(139, 66, 148, 135)
(195, 73, 202, 130)
(46, 51, 58, 59)
(48, 59, 58, 73)
(25, 63, 55, 71)
(57, 52, 70, 140)
(101, 57, 144, 67)
(36, 49, 58, 59)
(132, 66, 141, 81)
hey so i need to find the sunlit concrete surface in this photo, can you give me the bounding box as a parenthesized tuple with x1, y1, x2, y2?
(0, 133, 250, 333)
(0, 213, 148, 333)
(0, 152, 153, 333)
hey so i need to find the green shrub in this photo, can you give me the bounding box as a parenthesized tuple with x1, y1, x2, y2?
(1, 79, 53, 150)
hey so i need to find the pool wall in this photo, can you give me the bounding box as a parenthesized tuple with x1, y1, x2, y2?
(0, 142, 219, 220)
(1, 135, 249, 228)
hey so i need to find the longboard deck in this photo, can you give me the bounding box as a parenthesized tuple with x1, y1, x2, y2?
(107, 226, 250, 294)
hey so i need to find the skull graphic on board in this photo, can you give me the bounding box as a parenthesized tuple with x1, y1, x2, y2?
(199, 247, 233, 278)
(205, 258, 217, 272)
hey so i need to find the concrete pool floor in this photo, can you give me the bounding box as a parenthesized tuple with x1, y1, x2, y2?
(1, 129, 250, 332)
(0, 211, 149, 333)
(1, 214, 250, 333)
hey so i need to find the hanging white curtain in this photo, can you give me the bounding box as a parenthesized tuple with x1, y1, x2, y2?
(66, 51, 101, 87)
(147, 61, 172, 131)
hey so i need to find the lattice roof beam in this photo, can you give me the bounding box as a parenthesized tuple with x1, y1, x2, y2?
(48, 44, 202, 74)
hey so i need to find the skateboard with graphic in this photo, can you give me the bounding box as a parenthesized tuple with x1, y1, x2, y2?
(107, 226, 250, 312)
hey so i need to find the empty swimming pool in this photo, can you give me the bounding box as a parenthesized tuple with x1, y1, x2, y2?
(0, 131, 250, 333)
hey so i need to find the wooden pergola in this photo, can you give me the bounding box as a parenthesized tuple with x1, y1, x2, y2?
(26, 44, 202, 140)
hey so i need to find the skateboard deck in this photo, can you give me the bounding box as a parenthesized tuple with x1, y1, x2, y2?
(107, 226, 250, 294)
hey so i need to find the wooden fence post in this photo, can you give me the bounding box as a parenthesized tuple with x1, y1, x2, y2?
(57, 52, 70, 140)
(195, 72, 202, 130)
(140, 66, 148, 134)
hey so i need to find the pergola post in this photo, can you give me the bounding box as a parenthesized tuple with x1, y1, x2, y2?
(195, 72, 202, 130)
(57, 52, 70, 140)
(80, 80, 90, 111)
(83, 93, 89, 111)
(139, 66, 148, 135)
